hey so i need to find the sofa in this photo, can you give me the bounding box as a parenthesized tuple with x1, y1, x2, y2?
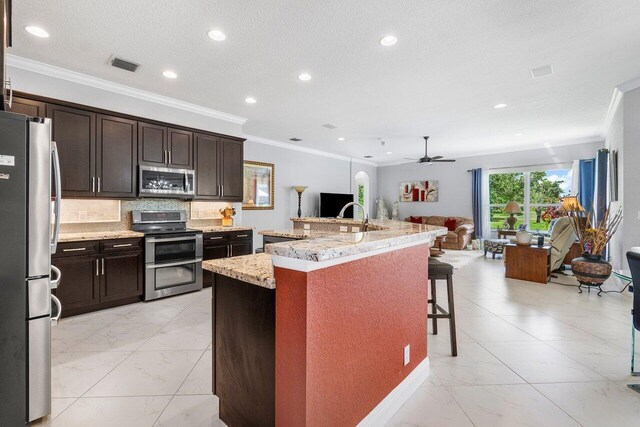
(405, 216, 474, 250)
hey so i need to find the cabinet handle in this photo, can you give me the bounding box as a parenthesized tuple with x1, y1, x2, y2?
(226, 245, 230, 257)
(63, 247, 87, 252)
(96, 259, 99, 276)
(112, 243, 132, 248)
(221, 185, 224, 198)
(236, 234, 248, 238)
(91, 176, 95, 193)
(209, 236, 223, 240)
(230, 245, 233, 257)
(97, 177, 101, 193)
(168, 150, 172, 164)
(101, 258, 105, 275)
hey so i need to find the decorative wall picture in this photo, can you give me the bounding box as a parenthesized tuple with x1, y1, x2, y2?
(243, 161, 275, 210)
(399, 181, 438, 202)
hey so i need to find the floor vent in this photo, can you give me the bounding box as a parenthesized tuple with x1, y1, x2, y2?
(111, 57, 141, 72)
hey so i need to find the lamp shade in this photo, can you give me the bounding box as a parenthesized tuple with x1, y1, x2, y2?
(504, 201, 523, 214)
(561, 195, 582, 211)
(292, 186, 308, 194)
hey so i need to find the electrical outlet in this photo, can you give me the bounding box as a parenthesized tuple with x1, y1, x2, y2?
(351, 227, 360, 232)
(304, 224, 311, 230)
(78, 211, 88, 221)
(340, 226, 348, 232)
(403, 345, 410, 366)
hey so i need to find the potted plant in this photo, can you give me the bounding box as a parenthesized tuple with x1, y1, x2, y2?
(565, 203, 622, 294)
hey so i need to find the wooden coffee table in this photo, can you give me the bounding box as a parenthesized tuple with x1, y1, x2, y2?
(430, 235, 446, 257)
(504, 244, 551, 283)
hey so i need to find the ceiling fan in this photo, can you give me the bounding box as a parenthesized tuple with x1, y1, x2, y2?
(405, 136, 456, 164)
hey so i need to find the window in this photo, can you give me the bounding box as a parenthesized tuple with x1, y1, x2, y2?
(489, 166, 572, 231)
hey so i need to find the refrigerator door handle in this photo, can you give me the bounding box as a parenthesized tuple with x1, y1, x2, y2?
(51, 141, 62, 254)
(50, 265, 61, 289)
(51, 295, 62, 325)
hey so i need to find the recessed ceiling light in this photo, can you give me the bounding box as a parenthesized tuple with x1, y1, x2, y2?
(494, 103, 508, 109)
(207, 30, 226, 41)
(298, 73, 312, 81)
(337, 137, 345, 141)
(245, 97, 257, 104)
(515, 133, 524, 136)
(386, 151, 392, 155)
(162, 70, 178, 79)
(25, 26, 49, 38)
(380, 35, 398, 46)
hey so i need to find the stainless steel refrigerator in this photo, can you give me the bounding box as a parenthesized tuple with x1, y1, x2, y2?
(0, 110, 61, 425)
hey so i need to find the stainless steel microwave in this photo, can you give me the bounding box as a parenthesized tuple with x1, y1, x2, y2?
(139, 165, 195, 198)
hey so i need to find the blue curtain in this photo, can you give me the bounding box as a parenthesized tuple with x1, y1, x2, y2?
(471, 168, 482, 238)
(578, 159, 595, 214)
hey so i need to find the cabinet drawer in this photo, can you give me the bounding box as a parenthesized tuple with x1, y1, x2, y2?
(229, 230, 253, 241)
(101, 238, 143, 253)
(54, 241, 100, 258)
(203, 233, 229, 247)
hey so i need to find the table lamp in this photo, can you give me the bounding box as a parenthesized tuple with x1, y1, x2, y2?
(504, 200, 523, 230)
(292, 186, 308, 218)
(561, 195, 582, 212)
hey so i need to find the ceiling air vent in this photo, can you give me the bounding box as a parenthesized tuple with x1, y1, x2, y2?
(111, 57, 141, 73)
(289, 137, 302, 142)
(321, 123, 337, 129)
(531, 65, 553, 79)
(363, 155, 373, 159)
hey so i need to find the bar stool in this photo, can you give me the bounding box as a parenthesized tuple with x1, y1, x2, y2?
(427, 258, 458, 356)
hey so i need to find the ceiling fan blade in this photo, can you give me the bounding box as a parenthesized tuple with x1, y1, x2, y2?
(431, 155, 443, 160)
(404, 157, 419, 160)
(432, 159, 456, 162)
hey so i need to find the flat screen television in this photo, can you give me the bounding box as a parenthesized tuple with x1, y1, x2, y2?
(320, 192, 354, 218)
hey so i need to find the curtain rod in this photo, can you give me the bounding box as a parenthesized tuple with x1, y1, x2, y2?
(466, 160, 575, 173)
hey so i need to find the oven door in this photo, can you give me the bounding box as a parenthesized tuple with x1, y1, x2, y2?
(139, 165, 195, 198)
(145, 259, 203, 300)
(146, 234, 203, 265)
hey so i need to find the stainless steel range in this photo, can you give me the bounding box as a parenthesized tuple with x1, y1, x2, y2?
(132, 210, 203, 301)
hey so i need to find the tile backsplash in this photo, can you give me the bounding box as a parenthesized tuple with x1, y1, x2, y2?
(59, 199, 234, 234)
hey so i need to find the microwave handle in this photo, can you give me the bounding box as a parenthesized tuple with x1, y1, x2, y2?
(184, 171, 189, 192)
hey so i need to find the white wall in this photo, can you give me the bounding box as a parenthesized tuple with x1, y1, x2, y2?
(377, 141, 603, 222)
(621, 87, 640, 267)
(605, 94, 625, 268)
(242, 140, 377, 249)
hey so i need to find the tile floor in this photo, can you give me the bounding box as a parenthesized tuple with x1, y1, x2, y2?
(34, 256, 640, 426)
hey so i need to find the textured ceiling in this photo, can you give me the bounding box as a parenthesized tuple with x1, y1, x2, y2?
(10, 0, 640, 164)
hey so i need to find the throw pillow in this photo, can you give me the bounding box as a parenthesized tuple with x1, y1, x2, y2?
(444, 217, 458, 231)
(409, 216, 423, 224)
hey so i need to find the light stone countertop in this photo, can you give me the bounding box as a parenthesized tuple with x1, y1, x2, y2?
(265, 218, 447, 262)
(259, 229, 335, 239)
(192, 226, 254, 233)
(58, 230, 144, 242)
(203, 253, 275, 289)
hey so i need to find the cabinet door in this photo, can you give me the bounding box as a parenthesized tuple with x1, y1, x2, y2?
(194, 133, 220, 199)
(96, 115, 137, 198)
(47, 104, 96, 197)
(138, 122, 167, 166)
(100, 251, 143, 303)
(52, 255, 100, 314)
(7, 96, 45, 117)
(230, 242, 252, 257)
(203, 244, 229, 287)
(220, 138, 243, 201)
(168, 128, 193, 169)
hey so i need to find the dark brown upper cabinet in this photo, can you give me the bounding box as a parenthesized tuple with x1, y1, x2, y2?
(47, 104, 96, 197)
(194, 132, 221, 199)
(220, 138, 243, 200)
(194, 133, 243, 201)
(7, 96, 45, 117)
(97, 115, 138, 198)
(138, 122, 167, 166)
(138, 122, 193, 169)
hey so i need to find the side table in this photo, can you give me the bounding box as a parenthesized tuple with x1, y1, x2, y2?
(504, 244, 551, 284)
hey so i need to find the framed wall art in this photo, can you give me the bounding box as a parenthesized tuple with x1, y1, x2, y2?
(399, 181, 438, 202)
(243, 161, 275, 210)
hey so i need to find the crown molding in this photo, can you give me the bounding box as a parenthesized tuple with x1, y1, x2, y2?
(7, 55, 247, 125)
(603, 87, 623, 139)
(243, 134, 378, 167)
(617, 75, 640, 93)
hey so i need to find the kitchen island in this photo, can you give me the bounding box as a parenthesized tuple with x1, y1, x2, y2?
(204, 219, 446, 426)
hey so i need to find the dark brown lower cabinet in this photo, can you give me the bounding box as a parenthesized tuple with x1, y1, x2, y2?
(202, 231, 253, 287)
(53, 239, 143, 317)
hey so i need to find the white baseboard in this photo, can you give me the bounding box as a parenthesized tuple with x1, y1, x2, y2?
(357, 357, 430, 427)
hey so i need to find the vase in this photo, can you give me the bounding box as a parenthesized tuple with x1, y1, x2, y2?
(571, 253, 612, 295)
(515, 230, 532, 245)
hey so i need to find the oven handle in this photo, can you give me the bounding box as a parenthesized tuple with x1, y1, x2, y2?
(147, 236, 199, 243)
(146, 258, 203, 269)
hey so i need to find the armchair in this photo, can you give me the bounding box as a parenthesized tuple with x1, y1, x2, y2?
(547, 217, 577, 271)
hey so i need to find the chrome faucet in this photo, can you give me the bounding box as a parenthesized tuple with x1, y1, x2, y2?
(337, 202, 370, 232)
